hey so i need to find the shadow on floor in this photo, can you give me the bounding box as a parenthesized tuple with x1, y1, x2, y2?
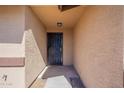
(42, 65, 85, 88)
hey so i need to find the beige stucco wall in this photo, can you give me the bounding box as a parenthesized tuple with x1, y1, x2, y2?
(73, 6, 123, 88)
(0, 6, 25, 61)
(123, 7, 124, 87)
(0, 6, 25, 43)
(25, 7, 47, 87)
(0, 6, 25, 87)
(0, 67, 25, 88)
(47, 28, 73, 65)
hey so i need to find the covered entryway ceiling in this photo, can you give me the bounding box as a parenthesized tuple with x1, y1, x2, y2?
(31, 5, 85, 29)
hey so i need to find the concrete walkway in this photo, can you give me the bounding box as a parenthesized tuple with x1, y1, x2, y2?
(44, 76, 72, 88)
(31, 65, 85, 88)
(43, 65, 85, 88)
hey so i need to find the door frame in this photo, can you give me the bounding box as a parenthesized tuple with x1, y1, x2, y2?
(47, 32, 63, 65)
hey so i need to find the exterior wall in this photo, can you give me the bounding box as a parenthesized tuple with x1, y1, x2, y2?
(0, 6, 25, 61)
(123, 7, 124, 87)
(47, 28, 73, 65)
(0, 6, 47, 87)
(0, 6, 25, 87)
(0, 67, 25, 88)
(25, 7, 47, 87)
(73, 6, 123, 87)
(0, 6, 25, 43)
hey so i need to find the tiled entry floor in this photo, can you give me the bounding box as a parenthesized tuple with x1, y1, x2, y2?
(30, 65, 85, 88)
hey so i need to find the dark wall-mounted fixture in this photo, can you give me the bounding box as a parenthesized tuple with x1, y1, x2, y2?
(57, 22, 63, 27)
(58, 5, 80, 12)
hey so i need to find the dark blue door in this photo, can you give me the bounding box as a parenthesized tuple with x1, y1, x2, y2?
(47, 33, 63, 65)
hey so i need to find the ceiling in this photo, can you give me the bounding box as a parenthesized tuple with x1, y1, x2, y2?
(31, 5, 85, 29)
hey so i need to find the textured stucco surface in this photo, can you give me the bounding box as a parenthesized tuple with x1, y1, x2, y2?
(0, 6, 25, 67)
(123, 8, 124, 87)
(47, 28, 73, 65)
(0, 6, 25, 43)
(25, 7, 47, 87)
(73, 6, 123, 87)
(0, 67, 25, 88)
(0, 6, 25, 87)
(0, 6, 47, 87)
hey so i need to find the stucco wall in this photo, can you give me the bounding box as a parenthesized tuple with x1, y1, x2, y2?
(0, 6, 25, 87)
(25, 7, 47, 87)
(123, 7, 124, 87)
(73, 6, 123, 88)
(0, 6, 25, 43)
(0, 67, 25, 88)
(0, 6, 25, 63)
(47, 28, 73, 65)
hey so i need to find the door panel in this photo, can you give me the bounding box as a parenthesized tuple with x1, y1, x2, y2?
(47, 33, 63, 65)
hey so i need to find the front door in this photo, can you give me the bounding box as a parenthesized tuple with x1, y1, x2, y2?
(47, 33, 63, 65)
